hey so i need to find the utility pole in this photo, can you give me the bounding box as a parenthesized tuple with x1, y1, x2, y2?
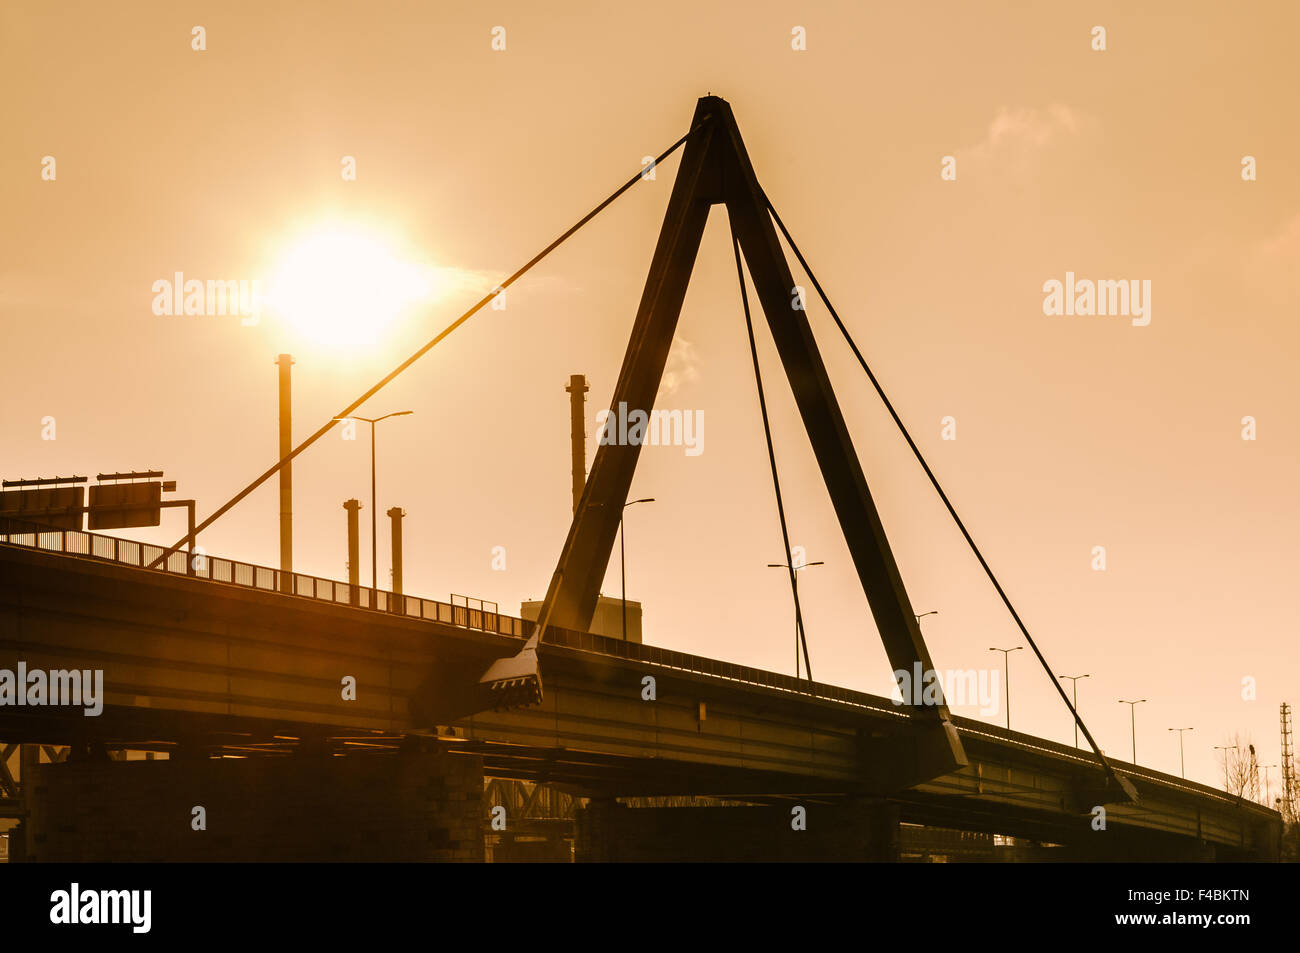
(989, 647, 1022, 730)
(1214, 745, 1239, 793)
(1168, 727, 1193, 779)
(1058, 673, 1090, 747)
(620, 498, 654, 640)
(771, 559, 826, 680)
(334, 411, 412, 608)
(1281, 703, 1297, 822)
(1119, 699, 1146, 763)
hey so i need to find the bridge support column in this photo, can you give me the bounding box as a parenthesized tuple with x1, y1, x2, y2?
(576, 797, 899, 862)
(18, 748, 484, 862)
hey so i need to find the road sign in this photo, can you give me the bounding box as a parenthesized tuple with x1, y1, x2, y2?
(89, 481, 162, 529)
(0, 486, 85, 530)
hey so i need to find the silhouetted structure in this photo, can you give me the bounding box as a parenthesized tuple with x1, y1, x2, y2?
(388, 506, 404, 598)
(277, 354, 294, 592)
(343, 498, 361, 606)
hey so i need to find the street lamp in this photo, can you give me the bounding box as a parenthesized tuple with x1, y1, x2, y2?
(333, 411, 413, 605)
(1168, 727, 1193, 778)
(1213, 745, 1239, 792)
(620, 498, 655, 641)
(1118, 699, 1146, 763)
(915, 610, 939, 625)
(989, 646, 1022, 730)
(1263, 764, 1277, 806)
(769, 558, 824, 679)
(1058, 673, 1090, 748)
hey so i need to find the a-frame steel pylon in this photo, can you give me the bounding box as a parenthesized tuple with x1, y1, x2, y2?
(497, 95, 967, 785)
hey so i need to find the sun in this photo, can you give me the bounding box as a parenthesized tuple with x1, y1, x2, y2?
(266, 226, 436, 348)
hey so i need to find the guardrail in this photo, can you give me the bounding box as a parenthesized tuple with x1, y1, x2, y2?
(0, 515, 521, 637)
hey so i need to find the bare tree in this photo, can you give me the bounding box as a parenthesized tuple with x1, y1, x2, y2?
(1220, 733, 1255, 798)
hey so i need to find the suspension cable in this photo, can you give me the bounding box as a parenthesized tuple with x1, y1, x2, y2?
(765, 199, 1134, 799)
(730, 228, 813, 683)
(147, 120, 711, 569)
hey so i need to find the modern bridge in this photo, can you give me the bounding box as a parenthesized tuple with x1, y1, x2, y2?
(0, 520, 1280, 861)
(0, 96, 1282, 863)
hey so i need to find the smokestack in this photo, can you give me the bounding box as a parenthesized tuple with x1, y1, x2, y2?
(276, 354, 294, 592)
(565, 374, 588, 514)
(343, 498, 361, 606)
(387, 506, 405, 600)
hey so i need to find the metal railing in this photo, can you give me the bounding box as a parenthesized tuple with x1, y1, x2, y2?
(0, 515, 522, 637)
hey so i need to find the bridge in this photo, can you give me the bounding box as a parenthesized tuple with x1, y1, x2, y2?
(0, 95, 1283, 862)
(0, 520, 1279, 861)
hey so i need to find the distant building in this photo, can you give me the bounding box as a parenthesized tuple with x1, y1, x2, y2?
(521, 594, 642, 643)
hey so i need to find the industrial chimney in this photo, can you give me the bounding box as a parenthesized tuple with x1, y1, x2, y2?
(343, 498, 361, 606)
(276, 354, 294, 592)
(387, 506, 405, 602)
(565, 374, 588, 513)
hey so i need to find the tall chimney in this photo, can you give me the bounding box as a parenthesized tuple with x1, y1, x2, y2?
(276, 354, 294, 592)
(343, 498, 361, 606)
(387, 506, 405, 600)
(565, 374, 588, 514)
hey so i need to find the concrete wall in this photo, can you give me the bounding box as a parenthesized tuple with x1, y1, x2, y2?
(21, 750, 483, 862)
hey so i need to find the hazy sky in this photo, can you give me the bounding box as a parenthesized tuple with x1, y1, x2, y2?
(2, 1, 1297, 794)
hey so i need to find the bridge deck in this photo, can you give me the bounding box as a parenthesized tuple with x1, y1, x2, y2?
(0, 521, 1281, 858)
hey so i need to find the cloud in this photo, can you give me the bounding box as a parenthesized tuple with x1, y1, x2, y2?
(966, 104, 1089, 171)
(660, 336, 700, 397)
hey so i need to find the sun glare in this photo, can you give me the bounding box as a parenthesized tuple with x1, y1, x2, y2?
(267, 227, 436, 348)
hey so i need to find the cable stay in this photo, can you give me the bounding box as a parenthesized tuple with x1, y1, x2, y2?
(145, 119, 710, 571)
(763, 198, 1138, 803)
(729, 227, 813, 683)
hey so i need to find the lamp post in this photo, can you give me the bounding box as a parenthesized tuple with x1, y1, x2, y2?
(768, 558, 823, 679)
(620, 498, 654, 640)
(1263, 764, 1277, 807)
(1213, 745, 1239, 792)
(1168, 727, 1193, 778)
(1058, 674, 1090, 747)
(989, 646, 1022, 730)
(1118, 699, 1146, 763)
(334, 411, 413, 606)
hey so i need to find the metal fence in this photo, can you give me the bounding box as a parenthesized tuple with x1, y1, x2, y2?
(0, 516, 522, 637)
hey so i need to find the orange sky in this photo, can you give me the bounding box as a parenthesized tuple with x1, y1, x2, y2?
(2, 0, 1297, 794)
